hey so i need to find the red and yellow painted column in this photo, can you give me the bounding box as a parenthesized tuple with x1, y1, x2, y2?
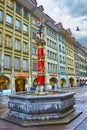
(36, 17, 45, 91)
(37, 41, 45, 87)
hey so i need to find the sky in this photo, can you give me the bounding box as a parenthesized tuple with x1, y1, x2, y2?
(37, 0, 87, 47)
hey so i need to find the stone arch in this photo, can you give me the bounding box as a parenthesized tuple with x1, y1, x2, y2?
(49, 77, 58, 90)
(60, 78, 66, 88)
(32, 78, 38, 88)
(15, 77, 27, 92)
(0, 75, 10, 90)
(69, 77, 75, 87)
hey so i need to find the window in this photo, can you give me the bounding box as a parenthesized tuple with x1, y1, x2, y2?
(0, 0, 4, 3)
(32, 17, 36, 25)
(63, 56, 65, 64)
(62, 46, 65, 53)
(16, 3, 21, 13)
(23, 42, 28, 53)
(23, 59, 28, 71)
(50, 51, 52, 58)
(47, 50, 49, 57)
(33, 61, 37, 71)
(48, 63, 50, 72)
(59, 55, 62, 63)
(0, 54, 1, 65)
(24, 9, 28, 18)
(15, 39, 21, 51)
(32, 46, 37, 55)
(23, 24, 28, 33)
(47, 38, 49, 46)
(0, 33, 2, 45)
(48, 62, 51, 72)
(55, 64, 58, 73)
(60, 66, 65, 73)
(5, 35, 12, 48)
(15, 19, 21, 29)
(59, 44, 61, 51)
(14, 57, 20, 70)
(0, 10, 3, 22)
(7, 0, 13, 8)
(6, 14, 12, 25)
(4, 55, 11, 69)
(32, 32, 36, 39)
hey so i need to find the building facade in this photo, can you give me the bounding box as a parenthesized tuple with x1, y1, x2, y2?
(0, 0, 87, 92)
(74, 42, 80, 85)
(45, 20, 59, 88)
(78, 45, 87, 83)
(0, 0, 35, 91)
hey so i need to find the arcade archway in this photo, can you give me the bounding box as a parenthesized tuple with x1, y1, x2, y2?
(15, 77, 27, 92)
(49, 77, 58, 90)
(0, 75, 10, 90)
(60, 78, 66, 88)
(32, 78, 38, 88)
(69, 77, 75, 87)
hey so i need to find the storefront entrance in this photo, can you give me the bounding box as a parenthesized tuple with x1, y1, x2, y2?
(49, 77, 58, 90)
(69, 77, 75, 87)
(0, 75, 9, 90)
(60, 78, 66, 88)
(15, 77, 26, 92)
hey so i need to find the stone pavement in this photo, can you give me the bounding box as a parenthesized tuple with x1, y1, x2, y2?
(0, 86, 87, 130)
(74, 117, 87, 130)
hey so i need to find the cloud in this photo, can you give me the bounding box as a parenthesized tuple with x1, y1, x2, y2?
(53, 0, 87, 17)
(37, 0, 87, 46)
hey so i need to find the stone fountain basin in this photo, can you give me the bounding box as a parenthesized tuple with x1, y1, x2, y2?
(7, 91, 75, 115)
(2, 91, 82, 127)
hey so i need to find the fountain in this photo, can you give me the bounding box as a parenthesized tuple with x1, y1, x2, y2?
(2, 17, 82, 127)
(2, 90, 82, 127)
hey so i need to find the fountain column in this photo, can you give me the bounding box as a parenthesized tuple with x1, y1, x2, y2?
(36, 17, 45, 92)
